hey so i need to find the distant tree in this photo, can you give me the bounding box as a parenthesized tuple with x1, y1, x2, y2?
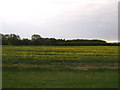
(7, 34, 21, 45)
(1, 34, 9, 45)
(31, 34, 42, 40)
(2, 33, 119, 46)
(22, 38, 30, 45)
(31, 34, 42, 45)
(0, 33, 2, 45)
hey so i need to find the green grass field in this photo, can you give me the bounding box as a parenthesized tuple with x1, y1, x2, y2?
(2, 46, 119, 88)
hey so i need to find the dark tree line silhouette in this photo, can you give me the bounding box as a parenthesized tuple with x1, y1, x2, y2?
(1, 33, 119, 46)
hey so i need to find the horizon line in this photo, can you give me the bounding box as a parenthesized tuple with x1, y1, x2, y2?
(1, 33, 118, 43)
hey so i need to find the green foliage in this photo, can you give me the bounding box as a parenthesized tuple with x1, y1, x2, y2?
(2, 33, 119, 46)
(31, 34, 42, 40)
(2, 34, 21, 45)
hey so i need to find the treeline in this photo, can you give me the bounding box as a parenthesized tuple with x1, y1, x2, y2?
(1, 33, 120, 46)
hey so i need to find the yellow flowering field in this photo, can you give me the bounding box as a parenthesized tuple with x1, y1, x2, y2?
(2, 46, 119, 67)
(2, 46, 119, 88)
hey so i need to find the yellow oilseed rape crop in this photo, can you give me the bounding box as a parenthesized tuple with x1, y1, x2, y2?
(2, 46, 119, 65)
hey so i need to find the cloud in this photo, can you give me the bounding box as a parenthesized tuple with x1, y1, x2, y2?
(0, 0, 118, 42)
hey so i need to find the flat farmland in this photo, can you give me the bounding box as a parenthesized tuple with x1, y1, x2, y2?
(2, 46, 119, 88)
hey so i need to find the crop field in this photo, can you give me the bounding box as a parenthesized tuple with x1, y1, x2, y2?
(2, 46, 119, 88)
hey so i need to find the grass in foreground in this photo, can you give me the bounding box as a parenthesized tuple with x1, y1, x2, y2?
(3, 68, 118, 88)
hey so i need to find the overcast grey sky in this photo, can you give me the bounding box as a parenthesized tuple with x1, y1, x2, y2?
(0, 0, 118, 42)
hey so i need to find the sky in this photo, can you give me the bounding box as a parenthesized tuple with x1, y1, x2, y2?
(0, 0, 119, 42)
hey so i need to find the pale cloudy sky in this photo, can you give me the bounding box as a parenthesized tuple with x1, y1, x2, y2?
(0, 0, 119, 42)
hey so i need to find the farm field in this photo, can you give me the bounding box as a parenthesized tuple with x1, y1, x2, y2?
(2, 46, 119, 88)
